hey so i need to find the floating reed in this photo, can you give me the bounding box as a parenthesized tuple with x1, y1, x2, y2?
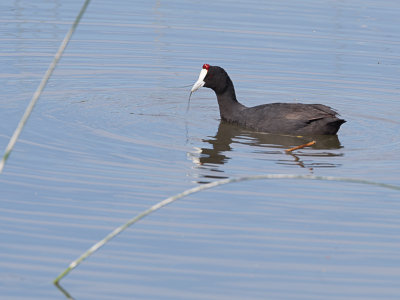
(54, 173, 400, 284)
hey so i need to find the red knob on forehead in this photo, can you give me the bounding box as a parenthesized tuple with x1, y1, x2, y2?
(202, 64, 210, 70)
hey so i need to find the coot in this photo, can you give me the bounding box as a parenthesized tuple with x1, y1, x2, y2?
(190, 64, 345, 135)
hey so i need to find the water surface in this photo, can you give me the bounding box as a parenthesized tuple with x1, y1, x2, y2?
(1, 0, 399, 299)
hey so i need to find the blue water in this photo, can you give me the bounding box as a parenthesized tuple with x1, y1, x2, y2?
(1, 0, 399, 299)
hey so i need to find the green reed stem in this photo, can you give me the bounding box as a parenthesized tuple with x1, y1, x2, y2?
(0, 0, 91, 174)
(53, 173, 400, 284)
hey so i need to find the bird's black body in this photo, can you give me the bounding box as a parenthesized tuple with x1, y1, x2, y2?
(199, 65, 345, 136)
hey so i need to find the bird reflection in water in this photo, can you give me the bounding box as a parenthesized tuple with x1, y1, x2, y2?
(189, 121, 343, 181)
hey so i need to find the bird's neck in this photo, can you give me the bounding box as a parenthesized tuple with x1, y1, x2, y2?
(215, 85, 246, 122)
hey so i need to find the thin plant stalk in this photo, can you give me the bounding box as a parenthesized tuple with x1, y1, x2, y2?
(53, 173, 400, 284)
(54, 282, 74, 300)
(0, 0, 92, 174)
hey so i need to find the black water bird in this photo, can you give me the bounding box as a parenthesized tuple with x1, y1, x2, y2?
(190, 64, 345, 135)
